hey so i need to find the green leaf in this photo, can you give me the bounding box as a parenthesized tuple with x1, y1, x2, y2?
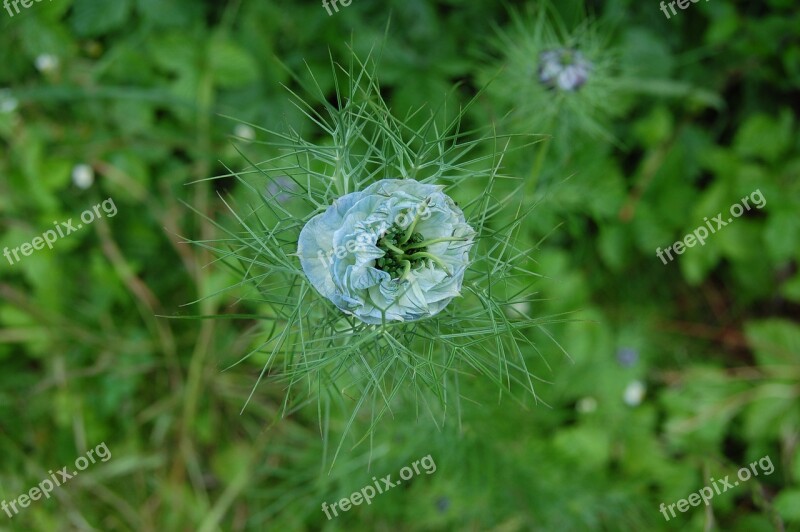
(111, 99, 155, 135)
(208, 37, 259, 89)
(597, 224, 630, 272)
(148, 32, 200, 75)
(742, 384, 800, 440)
(781, 271, 800, 303)
(136, 0, 202, 27)
(764, 209, 800, 263)
(553, 426, 610, 470)
(679, 241, 720, 285)
(744, 319, 800, 366)
(632, 106, 673, 148)
(19, 17, 76, 59)
(70, 0, 133, 37)
(705, 3, 740, 45)
(212, 444, 252, 485)
(733, 110, 794, 163)
(716, 220, 761, 262)
(774, 489, 800, 522)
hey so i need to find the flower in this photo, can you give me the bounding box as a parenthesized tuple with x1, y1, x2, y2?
(71, 164, 94, 189)
(0, 89, 18, 113)
(480, 4, 623, 143)
(576, 396, 598, 413)
(538, 48, 592, 91)
(35, 54, 60, 74)
(505, 301, 531, 319)
(616, 347, 639, 367)
(234, 123, 256, 141)
(623, 380, 646, 406)
(297, 179, 475, 324)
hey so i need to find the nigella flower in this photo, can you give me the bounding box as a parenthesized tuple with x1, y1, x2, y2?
(479, 2, 623, 144)
(298, 179, 474, 324)
(538, 48, 592, 91)
(616, 347, 639, 367)
(188, 53, 567, 458)
(482, 2, 721, 148)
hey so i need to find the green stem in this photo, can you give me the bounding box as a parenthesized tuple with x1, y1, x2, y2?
(333, 149, 349, 196)
(525, 135, 551, 196)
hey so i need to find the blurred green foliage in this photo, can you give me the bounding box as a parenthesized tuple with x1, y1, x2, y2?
(0, 0, 798, 530)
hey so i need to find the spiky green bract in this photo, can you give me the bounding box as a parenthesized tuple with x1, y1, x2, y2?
(480, 2, 624, 145)
(187, 51, 568, 466)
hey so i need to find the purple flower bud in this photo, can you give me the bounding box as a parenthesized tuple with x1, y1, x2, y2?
(538, 48, 592, 91)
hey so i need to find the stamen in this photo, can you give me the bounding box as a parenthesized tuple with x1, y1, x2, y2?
(397, 259, 411, 281)
(381, 240, 405, 255)
(399, 198, 431, 246)
(402, 252, 452, 276)
(409, 236, 468, 249)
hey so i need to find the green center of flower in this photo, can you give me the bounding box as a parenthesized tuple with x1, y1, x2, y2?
(372, 203, 469, 280)
(375, 225, 429, 279)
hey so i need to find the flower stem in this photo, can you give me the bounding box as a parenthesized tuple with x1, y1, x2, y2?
(525, 119, 556, 195)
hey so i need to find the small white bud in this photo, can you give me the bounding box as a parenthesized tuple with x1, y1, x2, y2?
(71, 164, 94, 189)
(234, 124, 256, 141)
(576, 396, 597, 413)
(0, 90, 18, 113)
(35, 54, 60, 74)
(505, 301, 530, 318)
(623, 380, 646, 407)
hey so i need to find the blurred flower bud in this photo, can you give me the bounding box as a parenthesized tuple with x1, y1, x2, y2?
(623, 380, 646, 407)
(35, 54, 60, 74)
(72, 164, 95, 189)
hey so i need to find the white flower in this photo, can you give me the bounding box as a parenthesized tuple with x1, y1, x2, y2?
(0, 90, 18, 113)
(234, 124, 256, 141)
(623, 380, 646, 407)
(298, 179, 475, 324)
(35, 54, 60, 74)
(71, 164, 94, 189)
(505, 301, 530, 318)
(576, 396, 597, 413)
